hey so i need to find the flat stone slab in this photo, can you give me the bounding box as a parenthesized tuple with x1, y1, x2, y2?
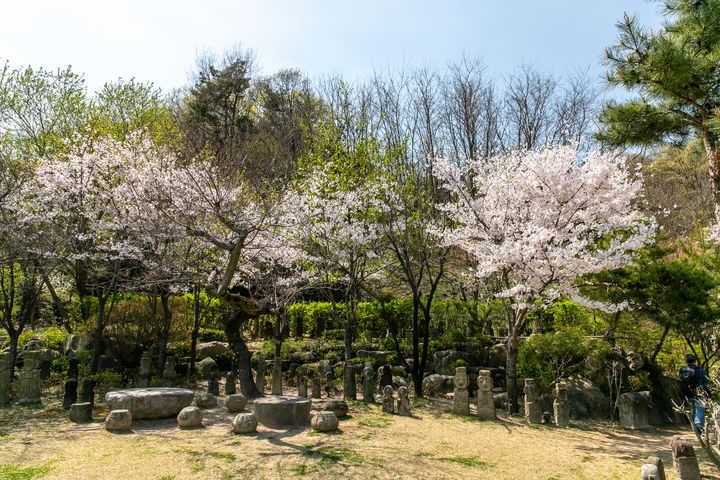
(105, 388, 194, 419)
(254, 395, 311, 428)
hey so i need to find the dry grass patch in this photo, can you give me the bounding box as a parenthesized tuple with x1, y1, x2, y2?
(0, 397, 715, 479)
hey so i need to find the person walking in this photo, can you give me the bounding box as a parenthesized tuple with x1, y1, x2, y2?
(679, 354, 710, 433)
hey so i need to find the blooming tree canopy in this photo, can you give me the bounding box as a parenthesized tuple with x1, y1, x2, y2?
(434, 143, 655, 411)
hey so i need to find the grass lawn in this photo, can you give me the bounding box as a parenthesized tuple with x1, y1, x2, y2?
(0, 396, 713, 479)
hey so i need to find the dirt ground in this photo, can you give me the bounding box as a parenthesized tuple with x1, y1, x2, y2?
(0, 395, 716, 480)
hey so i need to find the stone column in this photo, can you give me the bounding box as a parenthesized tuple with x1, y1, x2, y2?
(476, 369, 496, 419)
(208, 372, 220, 396)
(324, 371, 333, 397)
(298, 376, 308, 397)
(343, 360, 356, 401)
(80, 378, 96, 409)
(671, 436, 701, 480)
(0, 352, 10, 407)
(18, 350, 42, 406)
(137, 351, 152, 388)
(162, 357, 177, 387)
(311, 376, 321, 398)
(642, 456, 666, 480)
(452, 367, 469, 416)
(362, 362, 375, 403)
(523, 378, 541, 424)
(255, 355, 265, 394)
(397, 386, 410, 416)
(379, 365, 392, 389)
(271, 357, 282, 395)
(382, 385, 394, 414)
(225, 372, 237, 395)
(618, 392, 651, 430)
(68, 357, 79, 380)
(62, 379, 78, 409)
(553, 380, 569, 427)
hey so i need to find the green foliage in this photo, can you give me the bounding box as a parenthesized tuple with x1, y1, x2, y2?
(332, 366, 343, 380)
(92, 371, 123, 398)
(17, 327, 67, 351)
(321, 329, 344, 342)
(626, 371, 654, 393)
(518, 328, 598, 387)
(0, 463, 52, 479)
(386, 353, 400, 366)
(454, 359, 469, 369)
(379, 337, 396, 351)
(211, 352, 235, 372)
(197, 328, 226, 343)
(50, 356, 69, 375)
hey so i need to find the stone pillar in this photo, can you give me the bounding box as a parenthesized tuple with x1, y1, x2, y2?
(382, 385, 394, 414)
(18, 350, 42, 406)
(208, 372, 220, 396)
(68, 357, 79, 380)
(137, 351, 152, 388)
(618, 392, 651, 430)
(397, 386, 410, 416)
(379, 365, 392, 389)
(63, 379, 78, 410)
(271, 357, 282, 395)
(80, 378, 96, 409)
(473, 369, 493, 419)
(362, 362, 375, 403)
(343, 360, 356, 401)
(642, 456, 666, 480)
(255, 355, 265, 394)
(311, 376, 321, 399)
(452, 367, 469, 416)
(162, 357, 177, 387)
(671, 436, 701, 480)
(225, 372, 237, 395)
(553, 380, 569, 427)
(0, 352, 10, 407)
(523, 378, 541, 424)
(324, 371, 333, 397)
(298, 376, 308, 398)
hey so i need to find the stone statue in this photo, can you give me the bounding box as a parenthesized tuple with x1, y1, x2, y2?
(382, 385, 394, 414)
(271, 357, 283, 395)
(362, 362, 375, 403)
(137, 351, 152, 388)
(397, 386, 411, 416)
(63, 379, 78, 409)
(523, 378, 541, 424)
(379, 365, 392, 388)
(343, 360, 356, 401)
(225, 371, 237, 395)
(298, 376, 308, 397)
(255, 355, 265, 394)
(162, 357, 177, 387)
(553, 380, 569, 427)
(452, 367, 469, 416)
(311, 376, 321, 399)
(18, 350, 42, 406)
(476, 369, 496, 419)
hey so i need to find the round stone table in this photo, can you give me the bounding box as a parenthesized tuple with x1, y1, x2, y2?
(253, 395, 312, 428)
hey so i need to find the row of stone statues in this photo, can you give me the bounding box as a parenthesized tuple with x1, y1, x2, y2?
(452, 367, 496, 420)
(523, 377, 569, 427)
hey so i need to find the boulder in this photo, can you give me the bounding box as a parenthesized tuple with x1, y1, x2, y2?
(198, 357, 218, 379)
(105, 409, 132, 431)
(392, 375, 408, 389)
(325, 399, 348, 417)
(618, 391, 652, 430)
(421, 374, 454, 396)
(311, 411, 339, 432)
(356, 350, 392, 363)
(565, 376, 611, 419)
(195, 392, 217, 409)
(65, 334, 80, 354)
(225, 393, 247, 412)
(104, 388, 194, 419)
(432, 350, 477, 376)
(232, 412, 258, 433)
(38, 348, 60, 365)
(196, 341, 231, 360)
(487, 344, 507, 368)
(177, 406, 203, 428)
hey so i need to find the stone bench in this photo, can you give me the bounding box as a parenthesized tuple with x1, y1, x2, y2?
(254, 395, 311, 428)
(105, 387, 194, 419)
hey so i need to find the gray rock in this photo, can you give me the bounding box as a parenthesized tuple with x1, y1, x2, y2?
(195, 392, 217, 408)
(421, 374, 454, 396)
(232, 412, 258, 433)
(645, 456, 666, 480)
(325, 399, 348, 417)
(566, 375, 611, 419)
(618, 391, 651, 430)
(641, 463, 660, 480)
(392, 375, 408, 389)
(671, 436, 701, 480)
(105, 387, 194, 419)
(69, 402, 92, 422)
(311, 411, 339, 432)
(196, 341, 231, 360)
(487, 344, 507, 368)
(65, 334, 80, 354)
(433, 350, 477, 376)
(253, 395, 311, 428)
(198, 357, 218, 380)
(177, 406, 203, 428)
(105, 409, 132, 431)
(225, 393, 247, 412)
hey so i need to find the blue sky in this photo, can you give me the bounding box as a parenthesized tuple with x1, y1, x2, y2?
(2, 1, 664, 93)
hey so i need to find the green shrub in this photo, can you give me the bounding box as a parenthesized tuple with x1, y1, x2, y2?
(454, 359, 469, 369)
(333, 366, 343, 380)
(198, 328, 226, 343)
(379, 337, 396, 351)
(386, 353, 400, 366)
(212, 352, 235, 372)
(321, 329, 345, 341)
(391, 367, 405, 377)
(92, 371, 123, 397)
(627, 370, 653, 393)
(51, 356, 69, 374)
(517, 328, 591, 388)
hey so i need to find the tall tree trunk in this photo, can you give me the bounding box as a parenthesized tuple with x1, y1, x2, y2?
(506, 330, 519, 414)
(89, 296, 107, 375)
(222, 309, 261, 398)
(650, 324, 671, 364)
(411, 298, 422, 397)
(7, 330, 20, 384)
(189, 286, 201, 377)
(703, 129, 720, 217)
(157, 290, 172, 372)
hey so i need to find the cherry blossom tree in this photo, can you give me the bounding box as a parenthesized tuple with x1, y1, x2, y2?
(434, 144, 655, 412)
